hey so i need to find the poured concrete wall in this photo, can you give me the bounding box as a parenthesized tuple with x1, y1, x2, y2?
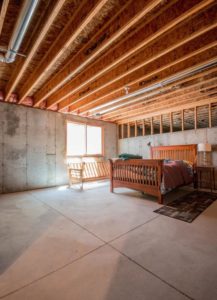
(118, 128, 217, 165)
(0, 102, 117, 193)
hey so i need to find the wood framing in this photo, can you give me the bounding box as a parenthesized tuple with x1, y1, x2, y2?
(33, 0, 163, 107)
(0, 0, 216, 123)
(4, 0, 67, 101)
(46, 0, 214, 109)
(17, 0, 109, 104)
(0, 0, 9, 36)
(68, 40, 217, 114)
(100, 73, 217, 120)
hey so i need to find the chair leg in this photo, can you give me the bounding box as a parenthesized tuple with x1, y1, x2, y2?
(80, 180, 83, 191)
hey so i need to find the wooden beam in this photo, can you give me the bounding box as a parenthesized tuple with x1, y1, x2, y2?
(194, 107, 197, 129)
(181, 110, 184, 131)
(170, 113, 173, 133)
(33, 0, 163, 107)
(116, 97, 217, 124)
(110, 82, 217, 122)
(15, 0, 109, 104)
(55, 0, 217, 111)
(4, 0, 67, 101)
(45, 0, 206, 108)
(209, 103, 212, 127)
(151, 118, 153, 135)
(127, 123, 130, 138)
(68, 26, 217, 113)
(70, 42, 217, 115)
(107, 78, 217, 121)
(90, 67, 217, 117)
(160, 115, 163, 134)
(142, 120, 145, 136)
(0, 0, 9, 36)
(82, 69, 217, 116)
(108, 78, 217, 120)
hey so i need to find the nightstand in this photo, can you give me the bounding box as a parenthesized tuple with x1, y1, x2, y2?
(196, 165, 215, 193)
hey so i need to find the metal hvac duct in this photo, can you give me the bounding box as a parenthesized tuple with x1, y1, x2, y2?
(0, 0, 39, 63)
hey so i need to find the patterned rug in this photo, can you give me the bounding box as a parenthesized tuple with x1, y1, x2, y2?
(154, 191, 217, 223)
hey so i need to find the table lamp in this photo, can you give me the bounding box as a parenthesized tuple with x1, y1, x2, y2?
(197, 143, 212, 166)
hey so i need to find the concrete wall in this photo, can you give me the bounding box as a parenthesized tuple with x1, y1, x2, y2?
(119, 127, 217, 165)
(0, 102, 117, 193)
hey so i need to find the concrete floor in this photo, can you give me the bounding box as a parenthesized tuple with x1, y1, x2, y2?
(0, 182, 217, 300)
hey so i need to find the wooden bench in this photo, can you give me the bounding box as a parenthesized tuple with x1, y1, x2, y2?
(68, 161, 110, 189)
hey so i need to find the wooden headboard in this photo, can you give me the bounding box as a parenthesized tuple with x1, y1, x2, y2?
(151, 144, 197, 165)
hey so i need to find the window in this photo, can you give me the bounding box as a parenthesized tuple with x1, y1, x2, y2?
(67, 122, 103, 156)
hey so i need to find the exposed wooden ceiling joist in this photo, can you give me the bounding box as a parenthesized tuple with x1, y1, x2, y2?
(0, 0, 9, 36)
(68, 39, 217, 114)
(67, 19, 217, 114)
(0, 0, 216, 123)
(33, 0, 163, 107)
(109, 81, 217, 122)
(102, 75, 217, 120)
(88, 68, 217, 117)
(15, 0, 109, 104)
(117, 97, 217, 124)
(53, 0, 216, 111)
(90, 54, 216, 120)
(4, 0, 67, 102)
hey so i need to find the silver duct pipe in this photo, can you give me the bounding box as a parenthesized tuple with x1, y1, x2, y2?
(0, 0, 39, 63)
(91, 57, 217, 115)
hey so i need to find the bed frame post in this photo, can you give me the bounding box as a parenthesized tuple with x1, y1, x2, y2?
(109, 159, 114, 193)
(158, 193, 163, 204)
(158, 160, 163, 204)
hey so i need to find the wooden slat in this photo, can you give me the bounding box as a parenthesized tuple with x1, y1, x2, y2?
(181, 110, 184, 131)
(160, 115, 163, 134)
(142, 120, 145, 136)
(170, 113, 173, 133)
(127, 123, 130, 138)
(151, 144, 197, 165)
(151, 117, 153, 135)
(135, 121, 137, 137)
(194, 107, 197, 129)
(209, 103, 212, 127)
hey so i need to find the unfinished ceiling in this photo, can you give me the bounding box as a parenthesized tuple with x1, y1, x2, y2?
(0, 0, 217, 124)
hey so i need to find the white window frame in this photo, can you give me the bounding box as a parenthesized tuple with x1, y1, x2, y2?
(66, 121, 104, 157)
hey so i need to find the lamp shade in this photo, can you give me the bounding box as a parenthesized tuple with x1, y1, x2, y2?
(197, 143, 212, 152)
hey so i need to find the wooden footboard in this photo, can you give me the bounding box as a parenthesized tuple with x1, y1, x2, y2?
(109, 159, 163, 204)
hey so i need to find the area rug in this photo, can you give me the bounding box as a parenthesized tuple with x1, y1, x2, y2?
(154, 191, 217, 223)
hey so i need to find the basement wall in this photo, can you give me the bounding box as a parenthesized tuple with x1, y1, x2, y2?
(0, 102, 117, 193)
(118, 127, 217, 165)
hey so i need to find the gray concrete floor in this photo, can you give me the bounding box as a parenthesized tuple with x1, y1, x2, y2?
(0, 182, 216, 300)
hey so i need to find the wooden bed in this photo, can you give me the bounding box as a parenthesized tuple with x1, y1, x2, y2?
(109, 144, 197, 204)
